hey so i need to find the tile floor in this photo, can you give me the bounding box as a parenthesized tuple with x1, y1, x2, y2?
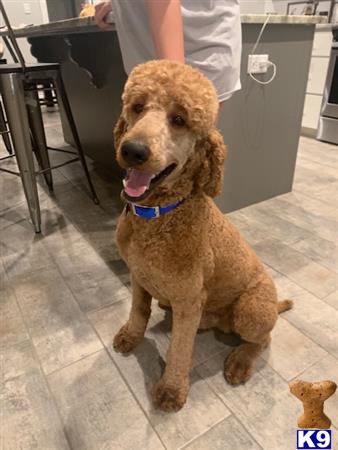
(1, 111, 337, 450)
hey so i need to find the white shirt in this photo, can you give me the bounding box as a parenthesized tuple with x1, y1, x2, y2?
(111, 0, 242, 102)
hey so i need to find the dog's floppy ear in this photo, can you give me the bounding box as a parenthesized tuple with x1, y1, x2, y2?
(196, 129, 227, 198)
(113, 114, 128, 150)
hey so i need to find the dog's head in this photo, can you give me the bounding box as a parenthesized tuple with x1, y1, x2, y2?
(114, 60, 226, 203)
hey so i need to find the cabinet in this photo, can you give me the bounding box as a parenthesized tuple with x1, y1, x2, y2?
(302, 94, 323, 129)
(302, 26, 332, 134)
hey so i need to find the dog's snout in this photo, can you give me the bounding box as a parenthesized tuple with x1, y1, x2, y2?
(121, 141, 150, 166)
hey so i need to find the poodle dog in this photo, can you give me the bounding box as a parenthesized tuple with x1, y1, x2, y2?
(113, 60, 292, 412)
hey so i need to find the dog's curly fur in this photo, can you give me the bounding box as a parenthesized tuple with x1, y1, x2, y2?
(113, 60, 292, 412)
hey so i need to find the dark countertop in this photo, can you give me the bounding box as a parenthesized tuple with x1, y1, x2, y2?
(0, 14, 327, 39)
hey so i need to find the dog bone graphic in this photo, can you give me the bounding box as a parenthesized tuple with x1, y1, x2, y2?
(289, 379, 337, 429)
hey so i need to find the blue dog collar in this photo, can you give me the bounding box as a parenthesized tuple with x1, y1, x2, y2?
(127, 199, 185, 219)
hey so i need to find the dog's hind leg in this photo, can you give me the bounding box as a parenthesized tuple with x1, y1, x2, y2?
(113, 276, 152, 353)
(224, 278, 278, 385)
(158, 300, 172, 311)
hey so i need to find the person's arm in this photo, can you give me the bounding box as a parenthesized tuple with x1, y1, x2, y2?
(144, 0, 184, 63)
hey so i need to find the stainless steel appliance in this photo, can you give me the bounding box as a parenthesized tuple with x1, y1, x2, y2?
(317, 25, 338, 145)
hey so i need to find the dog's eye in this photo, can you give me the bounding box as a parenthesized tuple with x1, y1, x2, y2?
(171, 115, 185, 127)
(132, 103, 144, 114)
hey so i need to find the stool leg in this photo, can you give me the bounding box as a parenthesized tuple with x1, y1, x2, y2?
(52, 72, 99, 204)
(0, 74, 41, 232)
(43, 82, 55, 109)
(25, 88, 53, 191)
(0, 100, 12, 154)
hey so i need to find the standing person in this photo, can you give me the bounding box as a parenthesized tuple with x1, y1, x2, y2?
(95, 0, 242, 104)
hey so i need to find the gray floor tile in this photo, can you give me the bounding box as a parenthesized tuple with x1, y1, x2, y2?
(0, 199, 66, 235)
(64, 266, 130, 313)
(1, 342, 70, 450)
(227, 212, 268, 245)
(231, 203, 313, 245)
(0, 154, 71, 219)
(295, 355, 338, 429)
(275, 190, 336, 214)
(183, 415, 261, 450)
(192, 328, 236, 367)
(48, 350, 164, 450)
(261, 317, 327, 381)
(0, 165, 27, 212)
(299, 137, 338, 169)
(151, 371, 231, 450)
(0, 287, 29, 350)
(254, 238, 337, 299)
(293, 164, 338, 195)
(12, 267, 102, 374)
(108, 258, 131, 287)
(43, 111, 63, 129)
(324, 290, 338, 310)
(39, 211, 87, 262)
(0, 258, 6, 290)
(38, 168, 75, 197)
(296, 154, 338, 183)
(309, 181, 338, 207)
(258, 194, 338, 242)
(55, 156, 124, 216)
(44, 231, 106, 275)
(273, 275, 338, 359)
(39, 209, 119, 282)
(0, 208, 26, 231)
(1, 340, 38, 382)
(196, 353, 300, 450)
(51, 188, 116, 234)
(1, 220, 56, 279)
(292, 234, 338, 274)
(84, 228, 122, 262)
(333, 426, 338, 450)
(89, 301, 231, 450)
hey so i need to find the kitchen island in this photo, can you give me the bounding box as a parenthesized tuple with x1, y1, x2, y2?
(1, 14, 326, 212)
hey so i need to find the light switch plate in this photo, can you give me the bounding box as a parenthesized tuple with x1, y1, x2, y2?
(247, 54, 269, 74)
(24, 3, 31, 14)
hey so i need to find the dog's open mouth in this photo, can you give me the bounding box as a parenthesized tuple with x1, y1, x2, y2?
(122, 163, 177, 202)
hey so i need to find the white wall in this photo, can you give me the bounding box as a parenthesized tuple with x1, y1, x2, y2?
(240, 1, 267, 14)
(0, 0, 49, 62)
(239, 0, 289, 15)
(265, 1, 289, 14)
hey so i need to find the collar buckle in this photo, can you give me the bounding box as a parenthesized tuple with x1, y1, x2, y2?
(130, 203, 137, 216)
(130, 203, 160, 219)
(128, 199, 184, 219)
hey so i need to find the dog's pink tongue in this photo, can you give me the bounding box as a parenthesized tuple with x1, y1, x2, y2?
(124, 170, 152, 198)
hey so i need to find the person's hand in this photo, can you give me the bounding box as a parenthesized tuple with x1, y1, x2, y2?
(94, 1, 112, 29)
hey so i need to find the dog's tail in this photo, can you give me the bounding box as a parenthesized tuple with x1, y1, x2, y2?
(277, 299, 293, 313)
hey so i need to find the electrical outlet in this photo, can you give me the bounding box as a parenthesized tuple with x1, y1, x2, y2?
(23, 2, 31, 14)
(247, 54, 269, 74)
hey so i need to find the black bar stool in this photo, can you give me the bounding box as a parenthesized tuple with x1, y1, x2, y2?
(0, 57, 12, 154)
(0, 97, 12, 154)
(0, 1, 99, 233)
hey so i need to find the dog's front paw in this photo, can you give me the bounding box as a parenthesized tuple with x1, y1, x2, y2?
(152, 378, 188, 412)
(224, 348, 254, 385)
(113, 324, 142, 353)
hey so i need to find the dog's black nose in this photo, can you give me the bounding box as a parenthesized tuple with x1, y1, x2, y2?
(121, 141, 150, 166)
